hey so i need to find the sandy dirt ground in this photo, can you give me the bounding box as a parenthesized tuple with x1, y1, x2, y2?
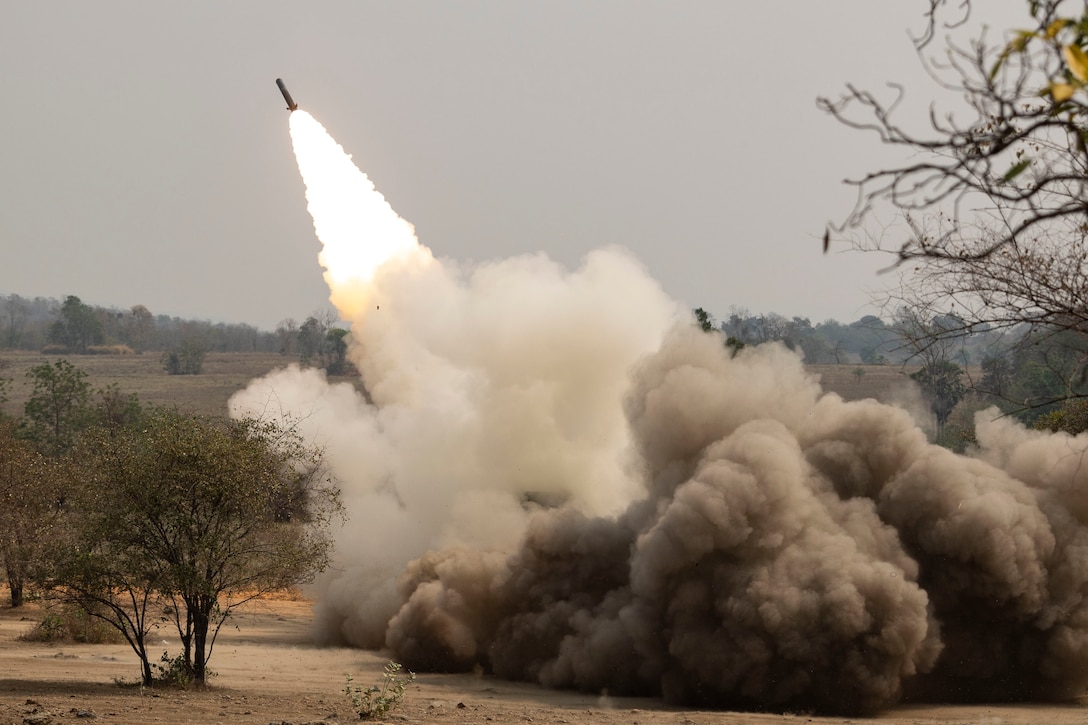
(2, 596, 1087, 725)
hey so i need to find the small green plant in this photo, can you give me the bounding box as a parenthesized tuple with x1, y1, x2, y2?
(153, 651, 210, 688)
(344, 661, 415, 720)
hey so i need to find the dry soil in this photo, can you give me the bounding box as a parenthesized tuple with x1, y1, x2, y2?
(2, 595, 1086, 725)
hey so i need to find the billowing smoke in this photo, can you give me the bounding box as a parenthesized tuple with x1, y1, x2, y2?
(229, 109, 1088, 714)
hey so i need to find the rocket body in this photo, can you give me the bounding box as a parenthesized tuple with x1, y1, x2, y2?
(276, 78, 298, 111)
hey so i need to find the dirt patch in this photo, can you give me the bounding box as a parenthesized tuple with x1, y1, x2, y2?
(1, 596, 1086, 725)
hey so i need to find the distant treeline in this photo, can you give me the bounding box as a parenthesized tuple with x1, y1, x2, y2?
(716, 309, 1006, 367)
(712, 306, 1088, 446)
(0, 292, 346, 362)
(3, 292, 1019, 368)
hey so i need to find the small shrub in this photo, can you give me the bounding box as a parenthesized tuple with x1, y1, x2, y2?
(344, 661, 415, 720)
(22, 611, 65, 642)
(153, 651, 207, 688)
(87, 344, 135, 355)
(161, 343, 206, 375)
(21, 603, 124, 644)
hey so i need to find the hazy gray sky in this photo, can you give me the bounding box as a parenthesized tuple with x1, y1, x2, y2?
(1, 1, 1022, 330)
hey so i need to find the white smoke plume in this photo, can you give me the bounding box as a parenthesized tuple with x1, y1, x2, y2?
(229, 109, 1088, 715)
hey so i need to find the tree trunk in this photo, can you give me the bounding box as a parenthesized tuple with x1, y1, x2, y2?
(179, 604, 193, 667)
(7, 572, 23, 608)
(192, 599, 212, 683)
(9, 582, 23, 608)
(136, 634, 153, 686)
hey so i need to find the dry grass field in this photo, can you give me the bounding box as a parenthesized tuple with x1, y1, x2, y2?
(0, 352, 927, 423)
(0, 350, 310, 420)
(808, 363, 926, 403)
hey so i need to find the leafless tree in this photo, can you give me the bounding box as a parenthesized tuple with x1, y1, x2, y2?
(276, 317, 299, 355)
(821, 0, 1088, 405)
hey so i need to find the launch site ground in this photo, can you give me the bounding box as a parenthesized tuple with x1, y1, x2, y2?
(0, 352, 1049, 723)
(1, 592, 1086, 725)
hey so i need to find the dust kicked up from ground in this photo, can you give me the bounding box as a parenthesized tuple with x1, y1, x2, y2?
(224, 107, 1088, 716)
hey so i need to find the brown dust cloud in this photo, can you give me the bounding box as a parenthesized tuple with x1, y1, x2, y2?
(229, 109, 1088, 715)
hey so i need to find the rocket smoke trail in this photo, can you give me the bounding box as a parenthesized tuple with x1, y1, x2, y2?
(230, 108, 1088, 715)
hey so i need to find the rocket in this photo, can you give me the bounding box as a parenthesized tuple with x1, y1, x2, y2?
(276, 78, 298, 112)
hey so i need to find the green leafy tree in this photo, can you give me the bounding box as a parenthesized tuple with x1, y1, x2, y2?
(693, 307, 715, 333)
(911, 360, 968, 441)
(44, 411, 341, 685)
(47, 295, 102, 353)
(298, 315, 328, 366)
(297, 311, 351, 373)
(0, 423, 64, 607)
(975, 329, 1088, 422)
(325, 327, 352, 375)
(296, 313, 354, 375)
(21, 359, 92, 455)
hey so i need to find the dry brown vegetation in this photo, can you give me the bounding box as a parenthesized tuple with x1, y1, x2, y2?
(0, 351, 328, 419)
(0, 352, 921, 423)
(807, 363, 920, 402)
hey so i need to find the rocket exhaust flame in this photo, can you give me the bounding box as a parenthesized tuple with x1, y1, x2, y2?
(286, 110, 431, 321)
(233, 102, 1088, 715)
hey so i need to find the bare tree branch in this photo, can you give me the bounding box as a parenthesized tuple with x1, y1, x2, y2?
(822, 0, 1088, 412)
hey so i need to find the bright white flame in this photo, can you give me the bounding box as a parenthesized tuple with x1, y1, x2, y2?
(240, 105, 682, 651)
(288, 110, 432, 320)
